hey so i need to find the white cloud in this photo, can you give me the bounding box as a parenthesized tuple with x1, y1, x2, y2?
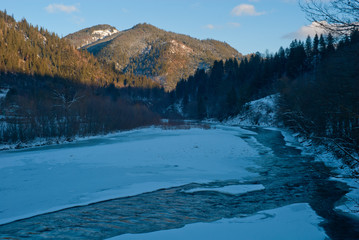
(231, 4, 265, 16)
(45, 4, 79, 14)
(228, 22, 241, 28)
(283, 21, 327, 39)
(204, 24, 215, 29)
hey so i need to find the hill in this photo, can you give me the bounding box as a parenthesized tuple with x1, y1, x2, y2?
(65, 23, 242, 91)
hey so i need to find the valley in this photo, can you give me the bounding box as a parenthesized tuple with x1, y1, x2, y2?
(1, 2, 359, 239)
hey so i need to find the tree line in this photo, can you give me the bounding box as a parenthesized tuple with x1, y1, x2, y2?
(172, 30, 359, 153)
(279, 31, 359, 153)
(0, 73, 161, 145)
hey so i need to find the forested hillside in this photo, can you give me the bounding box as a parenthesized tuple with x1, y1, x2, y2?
(0, 11, 115, 86)
(279, 31, 359, 153)
(173, 30, 359, 152)
(66, 23, 242, 91)
(0, 11, 161, 146)
(0, 11, 159, 88)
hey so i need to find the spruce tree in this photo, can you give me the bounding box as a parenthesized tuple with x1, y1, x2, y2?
(319, 34, 326, 54)
(305, 35, 312, 58)
(326, 33, 335, 53)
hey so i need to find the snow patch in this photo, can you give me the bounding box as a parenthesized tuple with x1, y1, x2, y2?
(169, 40, 193, 54)
(265, 127, 305, 152)
(0, 88, 9, 99)
(92, 29, 119, 39)
(315, 150, 359, 217)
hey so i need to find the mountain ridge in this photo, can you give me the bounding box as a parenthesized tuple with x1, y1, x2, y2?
(65, 23, 242, 91)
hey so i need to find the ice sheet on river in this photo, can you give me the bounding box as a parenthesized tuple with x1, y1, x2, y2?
(184, 184, 265, 194)
(110, 203, 327, 240)
(0, 126, 260, 224)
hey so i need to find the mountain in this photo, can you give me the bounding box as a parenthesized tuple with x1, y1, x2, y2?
(65, 23, 242, 91)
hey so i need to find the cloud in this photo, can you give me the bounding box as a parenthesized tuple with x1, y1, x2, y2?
(282, 21, 327, 39)
(204, 24, 215, 29)
(45, 4, 79, 14)
(231, 4, 265, 16)
(228, 22, 241, 28)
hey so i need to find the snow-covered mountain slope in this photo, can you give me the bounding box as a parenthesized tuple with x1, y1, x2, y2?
(64, 24, 119, 48)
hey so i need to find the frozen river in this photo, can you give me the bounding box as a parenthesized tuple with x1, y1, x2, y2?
(0, 124, 358, 239)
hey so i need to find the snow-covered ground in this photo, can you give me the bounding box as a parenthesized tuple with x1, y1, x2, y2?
(316, 150, 359, 217)
(226, 94, 279, 127)
(92, 29, 119, 39)
(225, 94, 359, 218)
(0, 126, 261, 225)
(110, 203, 327, 240)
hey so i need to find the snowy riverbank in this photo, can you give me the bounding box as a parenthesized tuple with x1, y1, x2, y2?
(224, 94, 359, 219)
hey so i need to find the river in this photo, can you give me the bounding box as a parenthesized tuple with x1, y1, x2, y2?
(0, 125, 358, 239)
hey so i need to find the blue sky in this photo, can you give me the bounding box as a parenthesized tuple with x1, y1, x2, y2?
(1, 0, 322, 54)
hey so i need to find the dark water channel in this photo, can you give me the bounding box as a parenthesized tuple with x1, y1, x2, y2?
(0, 127, 358, 239)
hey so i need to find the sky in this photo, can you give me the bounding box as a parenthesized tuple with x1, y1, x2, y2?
(0, 0, 325, 55)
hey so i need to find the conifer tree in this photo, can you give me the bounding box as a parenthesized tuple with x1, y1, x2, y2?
(326, 33, 335, 53)
(319, 34, 326, 54)
(305, 35, 312, 58)
(313, 34, 319, 56)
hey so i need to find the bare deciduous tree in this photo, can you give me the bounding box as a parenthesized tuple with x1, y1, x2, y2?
(300, 0, 359, 34)
(53, 89, 83, 111)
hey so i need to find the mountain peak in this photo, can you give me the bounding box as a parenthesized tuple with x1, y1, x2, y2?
(65, 24, 119, 48)
(132, 23, 156, 29)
